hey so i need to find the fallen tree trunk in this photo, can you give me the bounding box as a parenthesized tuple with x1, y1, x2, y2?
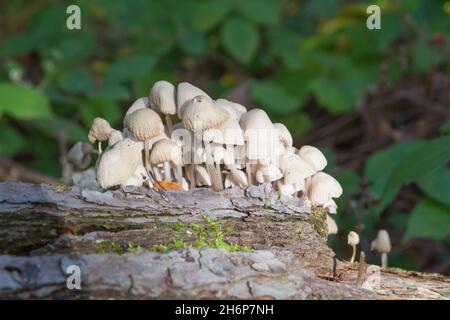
(0, 182, 448, 299)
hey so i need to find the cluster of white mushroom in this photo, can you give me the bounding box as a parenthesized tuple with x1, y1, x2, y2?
(88, 80, 343, 213)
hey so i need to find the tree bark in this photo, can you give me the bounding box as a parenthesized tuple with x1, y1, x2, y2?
(0, 182, 448, 299)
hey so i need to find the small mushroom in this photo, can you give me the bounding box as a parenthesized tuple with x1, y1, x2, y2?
(255, 161, 282, 184)
(149, 80, 177, 133)
(224, 169, 248, 188)
(96, 138, 144, 189)
(326, 214, 338, 235)
(307, 172, 343, 213)
(348, 231, 360, 263)
(88, 117, 114, 153)
(273, 123, 293, 156)
(371, 230, 391, 268)
(279, 153, 316, 193)
(215, 98, 247, 121)
(122, 165, 151, 188)
(108, 129, 124, 147)
(124, 108, 165, 184)
(194, 165, 212, 187)
(149, 139, 183, 184)
(297, 145, 327, 172)
(68, 142, 94, 171)
(177, 82, 211, 119)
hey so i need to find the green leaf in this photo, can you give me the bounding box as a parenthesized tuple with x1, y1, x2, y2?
(250, 80, 299, 115)
(104, 54, 155, 83)
(416, 167, 450, 207)
(33, 117, 87, 144)
(221, 17, 259, 64)
(234, 0, 282, 26)
(439, 121, 450, 134)
(272, 113, 312, 136)
(404, 198, 450, 241)
(0, 83, 52, 120)
(0, 124, 26, 156)
(192, 0, 232, 31)
(178, 31, 207, 57)
(89, 83, 130, 101)
(383, 136, 450, 195)
(58, 70, 95, 94)
(336, 170, 360, 196)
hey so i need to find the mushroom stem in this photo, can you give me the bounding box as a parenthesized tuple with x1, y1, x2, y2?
(190, 134, 196, 190)
(165, 115, 173, 134)
(152, 165, 163, 181)
(381, 253, 388, 268)
(350, 245, 356, 263)
(206, 163, 222, 191)
(246, 161, 253, 185)
(356, 251, 366, 286)
(98, 142, 102, 154)
(143, 140, 150, 173)
(174, 165, 183, 185)
(215, 162, 224, 190)
(163, 161, 172, 181)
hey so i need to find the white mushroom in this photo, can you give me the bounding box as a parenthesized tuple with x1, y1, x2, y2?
(371, 230, 391, 268)
(273, 123, 293, 157)
(149, 80, 176, 133)
(194, 165, 212, 187)
(307, 172, 343, 213)
(68, 142, 94, 171)
(149, 139, 183, 184)
(215, 98, 247, 121)
(177, 82, 211, 119)
(297, 145, 327, 172)
(239, 109, 277, 185)
(124, 108, 165, 185)
(224, 169, 248, 188)
(255, 161, 282, 184)
(108, 129, 124, 147)
(88, 117, 114, 153)
(96, 138, 143, 189)
(279, 153, 316, 192)
(326, 214, 338, 235)
(122, 165, 150, 188)
(348, 231, 360, 263)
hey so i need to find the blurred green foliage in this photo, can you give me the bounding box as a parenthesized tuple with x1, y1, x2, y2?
(0, 0, 449, 271)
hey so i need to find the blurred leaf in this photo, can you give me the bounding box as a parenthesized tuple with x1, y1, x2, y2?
(272, 113, 312, 136)
(104, 54, 155, 84)
(80, 99, 122, 129)
(404, 198, 450, 241)
(416, 167, 450, 207)
(413, 40, 443, 72)
(193, 0, 232, 31)
(0, 34, 37, 57)
(266, 30, 302, 71)
(383, 136, 450, 195)
(234, 0, 282, 26)
(269, 70, 311, 107)
(0, 124, 26, 156)
(321, 147, 337, 174)
(0, 83, 52, 120)
(221, 17, 259, 64)
(178, 31, 208, 57)
(58, 70, 95, 94)
(250, 80, 299, 115)
(33, 117, 86, 144)
(336, 170, 360, 196)
(439, 121, 450, 134)
(90, 83, 130, 101)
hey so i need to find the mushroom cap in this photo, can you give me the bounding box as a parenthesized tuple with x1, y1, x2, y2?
(298, 145, 327, 172)
(255, 163, 283, 183)
(347, 231, 360, 246)
(108, 129, 124, 147)
(68, 142, 93, 170)
(125, 97, 149, 118)
(182, 95, 229, 133)
(215, 98, 247, 121)
(307, 172, 343, 206)
(149, 139, 182, 166)
(327, 214, 338, 235)
(276, 180, 297, 197)
(88, 117, 113, 143)
(124, 108, 164, 141)
(177, 82, 211, 118)
(240, 109, 277, 161)
(96, 138, 143, 189)
(279, 153, 316, 177)
(224, 169, 248, 188)
(371, 230, 391, 253)
(149, 80, 176, 116)
(203, 117, 244, 146)
(273, 123, 293, 148)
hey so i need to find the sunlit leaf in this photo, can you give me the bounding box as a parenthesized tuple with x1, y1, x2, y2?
(0, 83, 52, 120)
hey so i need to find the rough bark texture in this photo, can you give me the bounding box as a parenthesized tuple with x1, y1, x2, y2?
(0, 182, 448, 300)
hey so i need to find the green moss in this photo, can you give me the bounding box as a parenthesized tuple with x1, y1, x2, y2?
(310, 206, 328, 238)
(152, 215, 253, 253)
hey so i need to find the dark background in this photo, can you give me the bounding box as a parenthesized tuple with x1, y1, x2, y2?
(0, 0, 449, 274)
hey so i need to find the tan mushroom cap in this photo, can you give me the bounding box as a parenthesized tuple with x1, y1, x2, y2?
(203, 116, 244, 146)
(177, 82, 211, 118)
(371, 230, 391, 253)
(298, 145, 327, 172)
(182, 95, 229, 132)
(348, 231, 360, 246)
(125, 97, 149, 118)
(149, 139, 182, 166)
(88, 117, 113, 144)
(149, 80, 176, 116)
(124, 108, 164, 141)
(108, 129, 124, 147)
(96, 138, 143, 189)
